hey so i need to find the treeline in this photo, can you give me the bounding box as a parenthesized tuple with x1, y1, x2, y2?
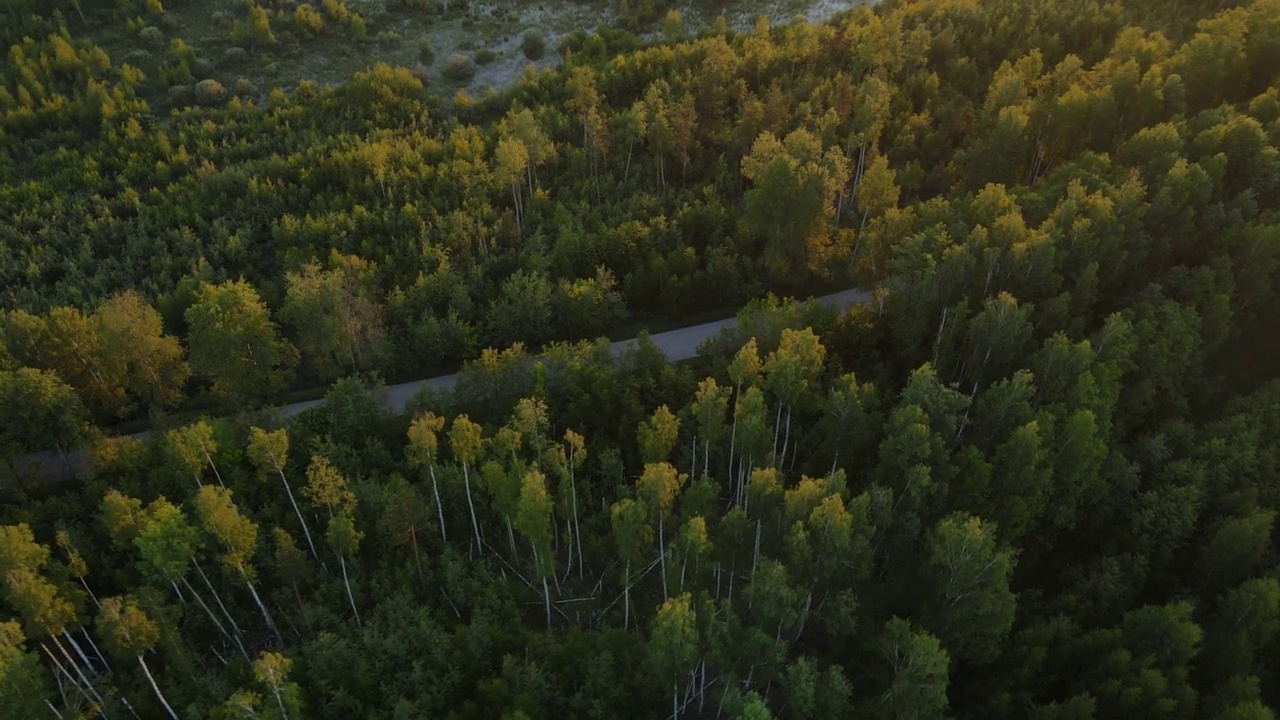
(3, 0, 1280, 717)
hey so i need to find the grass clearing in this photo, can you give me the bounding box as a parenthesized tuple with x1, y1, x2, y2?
(85, 0, 870, 99)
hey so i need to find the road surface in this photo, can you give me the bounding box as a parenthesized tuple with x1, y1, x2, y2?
(6, 288, 870, 485)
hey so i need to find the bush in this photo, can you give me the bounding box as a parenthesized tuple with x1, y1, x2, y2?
(233, 77, 257, 96)
(167, 84, 193, 103)
(139, 26, 166, 49)
(194, 78, 227, 105)
(442, 53, 476, 82)
(521, 29, 545, 60)
(123, 49, 153, 65)
(474, 48, 496, 66)
(222, 46, 249, 65)
(418, 41, 435, 65)
(295, 4, 326, 35)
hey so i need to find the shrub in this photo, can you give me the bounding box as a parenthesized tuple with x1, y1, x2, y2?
(139, 26, 166, 49)
(442, 53, 476, 82)
(222, 46, 249, 65)
(418, 41, 435, 65)
(233, 77, 257, 96)
(520, 29, 545, 60)
(194, 78, 227, 105)
(474, 48, 496, 66)
(295, 4, 326, 35)
(167, 84, 193, 103)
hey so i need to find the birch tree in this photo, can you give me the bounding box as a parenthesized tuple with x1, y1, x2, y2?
(405, 412, 449, 546)
(97, 596, 180, 720)
(193, 485, 280, 643)
(248, 427, 320, 564)
(637, 462, 688, 601)
(448, 415, 486, 555)
(167, 420, 224, 488)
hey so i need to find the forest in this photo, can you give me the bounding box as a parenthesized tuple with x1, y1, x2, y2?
(3, 0, 1280, 717)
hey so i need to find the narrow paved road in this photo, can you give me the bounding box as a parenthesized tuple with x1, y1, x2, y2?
(7, 288, 869, 485)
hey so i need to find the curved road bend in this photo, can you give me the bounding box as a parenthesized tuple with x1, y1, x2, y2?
(8, 288, 871, 485)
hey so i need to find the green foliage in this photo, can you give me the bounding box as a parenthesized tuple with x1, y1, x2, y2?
(4, 0, 1280, 717)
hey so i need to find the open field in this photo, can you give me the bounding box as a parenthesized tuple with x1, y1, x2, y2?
(87, 0, 871, 97)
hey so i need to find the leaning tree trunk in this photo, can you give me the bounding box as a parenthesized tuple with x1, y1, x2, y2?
(338, 554, 362, 628)
(238, 564, 280, 643)
(461, 462, 483, 556)
(276, 465, 322, 567)
(429, 463, 447, 546)
(137, 655, 180, 720)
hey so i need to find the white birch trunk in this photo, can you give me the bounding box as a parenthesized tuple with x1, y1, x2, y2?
(429, 463, 447, 546)
(338, 554, 362, 628)
(138, 655, 180, 720)
(461, 463, 483, 556)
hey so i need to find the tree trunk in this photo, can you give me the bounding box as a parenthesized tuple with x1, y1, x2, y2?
(658, 513, 668, 601)
(409, 526, 425, 588)
(461, 463, 483, 556)
(429, 463, 447, 546)
(201, 445, 225, 488)
(727, 381, 741, 490)
(569, 455, 583, 580)
(61, 630, 94, 675)
(181, 576, 245, 660)
(238, 564, 280, 643)
(292, 582, 313, 635)
(270, 681, 291, 720)
(505, 516, 518, 562)
(278, 467, 322, 568)
(42, 643, 102, 712)
(338, 554, 362, 628)
(781, 405, 793, 469)
(82, 628, 109, 671)
(543, 575, 552, 630)
(193, 558, 245, 640)
(51, 637, 103, 710)
(137, 655, 180, 720)
(624, 560, 631, 630)
(772, 402, 783, 463)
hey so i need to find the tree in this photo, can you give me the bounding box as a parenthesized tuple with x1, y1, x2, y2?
(4, 307, 119, 416)
(514, 469, 554, 627)
(0, 525, 94, 709)
(406, 412, 449, 546)
(248, 427, 320, 564)
(383, 474, 430, 587)
(302, 455, 362, 626)
(194, 485, 280, 642)
(97, 596, 180, 720)
(877, 617, 950, 720)
(651, 592, 698, 720)
(94, 290, 191, 413)
(0, 368, 86, 477)
(131, 496, 247, 659)
(741, 130, 850, 276)
(325, 513, 364, 628)
(638, 462, 688, 601)
(167, 419, 223, 488)
(691, 378, 730, 478)
(638, 404, 680, 464)
(185, 279, 297, 404)
(611, 498, 652, 630)
(281, 254, 387, 381)
(0, 621, 49, 717)
(253, 651, 302, 720)
(448, 415, 486, 555)
(921, 514, 1017, 665)
(762, 327, 826, 466)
